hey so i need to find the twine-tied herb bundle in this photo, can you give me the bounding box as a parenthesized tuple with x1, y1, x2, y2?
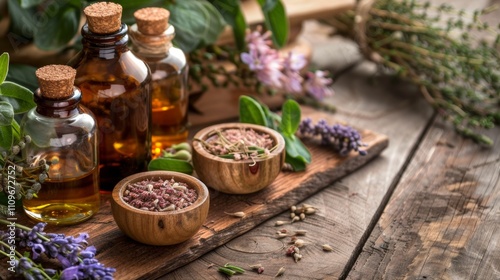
(330, 0, 500, 145)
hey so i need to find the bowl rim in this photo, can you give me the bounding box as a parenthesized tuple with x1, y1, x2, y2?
(111, 171, 209, 215)
(192, 122, 285, 164)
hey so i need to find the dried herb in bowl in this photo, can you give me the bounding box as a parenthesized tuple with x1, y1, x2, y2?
(122, 178, 198, 212)
(194, 128, 278, 162)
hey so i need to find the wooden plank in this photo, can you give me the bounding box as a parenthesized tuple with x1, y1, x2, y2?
(167, 55, 435, 278)
(348, 119, 500, 279)
(0, 107, 388, 280)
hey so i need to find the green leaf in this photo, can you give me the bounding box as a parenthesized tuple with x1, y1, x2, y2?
(283, 134, 311, 163)
(239, 96, 268, 126)
(256, 0, 289, 48)
(148, 158, 194, 174)
(7, 0, 37, 39)
(279, 99, 301, 136)
(6, 64, 38, 92)
(20, 0, 44, 8)
(0, 82, 35, 114)
(284, 154, 307, 171)
(166, 0, 226, 52)
(0, 125, 14, 151)
(0, 101, 14, 126)
(113, 0, 164, 24)
(0, 53, 9, 84)
(208, 0, 247, 50)
(33, 5, 80, 50)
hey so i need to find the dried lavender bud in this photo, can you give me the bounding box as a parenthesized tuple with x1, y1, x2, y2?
(298, 118, 367, 156)
(122, 178, 197, 212)
(322, 244, 333, 252)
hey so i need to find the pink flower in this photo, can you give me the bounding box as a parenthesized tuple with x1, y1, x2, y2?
(305, 70, 334, 100)
(246, 27, 273, 53)
(256, 51, 284, 88)
(284, 52, 306, 72)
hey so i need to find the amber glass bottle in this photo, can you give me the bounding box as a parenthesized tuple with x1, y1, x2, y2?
(69, 2, 152, 189)
(21, 65, 100, 225)
(129, 7, 189, 158)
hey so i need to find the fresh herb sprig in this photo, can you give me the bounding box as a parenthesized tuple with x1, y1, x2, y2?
(329, 0, 500, 145)
(239, 96, 311, 171)
(0, 52, 46, 214)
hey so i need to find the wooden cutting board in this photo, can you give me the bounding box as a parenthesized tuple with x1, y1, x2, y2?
(3, 106, 388, 279)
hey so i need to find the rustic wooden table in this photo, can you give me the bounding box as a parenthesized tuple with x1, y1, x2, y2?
(166, 1, 500, 279)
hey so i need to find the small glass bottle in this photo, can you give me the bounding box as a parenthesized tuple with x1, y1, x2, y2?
(21, 65, 100, 225)
(129, 7, 189, 158)
(68, 2, 152, 189)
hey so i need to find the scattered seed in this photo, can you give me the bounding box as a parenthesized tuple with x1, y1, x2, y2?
(276, 232, 288, 239)
(275, 220, 287, 226)
(225, 211, 245, 218)
(299, 213, 306, 220)
(289, 236, 298, 244)
(249, 264, 264, 274)
(290, 212, 296, 219)
(291, 216, 300, 223)
(279, 229, 287, 233)
(294, 230, 307, 236)
(294, 239, 306, 248)
(293, 252, 302, 263)
(304, 208, 316, 215)
(290, 205, 297, 212)
(322, 244, 334, 252)
(275, 266, 285, 277)
(302, 203, 314, 209)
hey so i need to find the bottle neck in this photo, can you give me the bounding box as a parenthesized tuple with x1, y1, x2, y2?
(81, 23, 129, 56)
(35, 88, 82, 118)
(129, 24, 175, 56)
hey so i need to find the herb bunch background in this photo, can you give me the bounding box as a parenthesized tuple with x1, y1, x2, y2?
(329, 0, 500, 145)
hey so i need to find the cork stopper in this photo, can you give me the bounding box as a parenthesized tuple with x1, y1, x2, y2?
(36, 65, 76, 100)
(134, 7, 170, 35)
(84, 2, 122, 34)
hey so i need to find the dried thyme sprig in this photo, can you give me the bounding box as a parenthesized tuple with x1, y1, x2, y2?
(328, 0, 500, 145)
(0, 136, 49, 213)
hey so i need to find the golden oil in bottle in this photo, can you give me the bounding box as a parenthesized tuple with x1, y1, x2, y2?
(129, 7, 189, 158)
(69, 2, 152, 189)
(21, 65, 100, 225)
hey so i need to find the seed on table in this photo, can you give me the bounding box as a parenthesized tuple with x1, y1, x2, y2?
(225, 211, 245, 218)
(290, 212, 296, 219)
(290, 205, 297, 212)
(294, 239, 305, 248)
(275, 266, 285, 277)
(276, 232, 288, 239)
(275, 220, 287, 226)
(294, 230, 307, 236)
(299, 213, 306, 220)
(305, 208, 316, 215)
(322, 244, 334, 252)
(293, 253, 302, 263)
(291, 216, 300, 223)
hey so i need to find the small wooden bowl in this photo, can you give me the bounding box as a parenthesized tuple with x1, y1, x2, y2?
(192, 123, 286, 194)
(111, 171, 209, 245)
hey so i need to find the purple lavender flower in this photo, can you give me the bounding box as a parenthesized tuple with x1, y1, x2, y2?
(246, 27, 273, 53)
(305, 70, 334, 100)
(298, 118, 367, 156)
(0, 221, 115, 279)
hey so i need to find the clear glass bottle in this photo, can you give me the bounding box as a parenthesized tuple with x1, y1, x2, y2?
(21, 65, 100, 225)
(68, 2, 152, 190)
(129, 7, 189, 158)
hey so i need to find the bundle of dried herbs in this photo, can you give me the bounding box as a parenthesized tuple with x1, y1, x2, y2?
(328, 0, 500, 145)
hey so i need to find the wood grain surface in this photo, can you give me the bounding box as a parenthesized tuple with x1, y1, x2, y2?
(348, 121, 500, 280)
(0, 107, 388, 280)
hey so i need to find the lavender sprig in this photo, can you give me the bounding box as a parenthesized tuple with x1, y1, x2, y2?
(298, 118, 367, 156)
(0, 219, 115, 279)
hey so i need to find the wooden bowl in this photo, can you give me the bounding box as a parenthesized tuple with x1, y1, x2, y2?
(111, 171, 209, 245)
(192, 123, 286, 194)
